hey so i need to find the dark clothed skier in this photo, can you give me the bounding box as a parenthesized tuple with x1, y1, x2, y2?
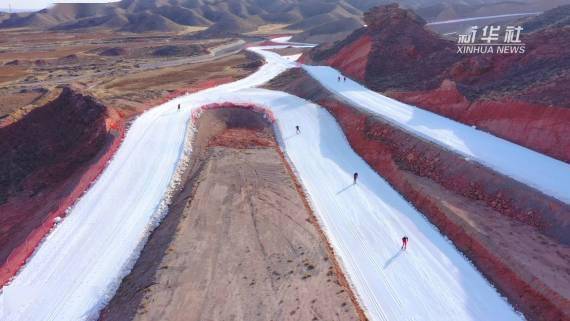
(296, 125, 300, 134)
(177, 104, 180, 111)
(353, 172, 358, 184)
(402, 236, 409, 250)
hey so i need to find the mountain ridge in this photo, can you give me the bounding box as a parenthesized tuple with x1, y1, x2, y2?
(1, 0, 562, 41)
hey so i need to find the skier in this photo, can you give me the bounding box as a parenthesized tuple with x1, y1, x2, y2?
(353, 172, 358, 184)
(177, 103, 180, 111)
(343, 76, 346, 82)
(401, 236, 409, 250)
(296, 125, 300, 134)
(337, 76, 341, 82)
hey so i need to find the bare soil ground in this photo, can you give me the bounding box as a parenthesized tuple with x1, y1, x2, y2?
(0, 29, 256, 124)
(99, 109, 363, 321)
(91, 53, 260, 116)
(246, 23, 302, 35)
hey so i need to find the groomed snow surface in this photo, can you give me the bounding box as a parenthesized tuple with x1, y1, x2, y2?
(0, 41, 533, 321)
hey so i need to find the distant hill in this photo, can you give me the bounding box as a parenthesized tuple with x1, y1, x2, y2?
(521, 2, 570, 32)
(0, 0, 564, 41)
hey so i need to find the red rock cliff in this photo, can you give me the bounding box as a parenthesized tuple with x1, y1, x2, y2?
(0, 87, 122, 286)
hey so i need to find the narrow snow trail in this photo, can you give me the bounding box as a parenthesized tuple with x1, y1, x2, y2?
(1, 41, 523, 321)
(426, 12, 541, 25)
(270, 35, 316, 46)
(304, 65, 570, 204)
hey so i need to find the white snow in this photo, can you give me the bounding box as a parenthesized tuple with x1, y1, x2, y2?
(270, 36, 293, 43)
(304, 65, 570, 204)
(269, 35, 315, 47)
(0, 40, 530, 321)
(426, 12, 541, 25)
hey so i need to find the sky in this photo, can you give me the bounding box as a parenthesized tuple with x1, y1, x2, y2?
(0, 0, 120, 11)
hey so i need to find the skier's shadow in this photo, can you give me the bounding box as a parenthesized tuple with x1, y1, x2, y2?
(336, 183, 354, 195)
(383, 249, 403, 270)
(283, 133, 298, 141)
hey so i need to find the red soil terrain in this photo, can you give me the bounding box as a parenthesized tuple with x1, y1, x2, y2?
(265, 69, 570, 321)
(0, 87, 125, 287)
(306, 4, 570, 163)
(208, 127, 276, 148)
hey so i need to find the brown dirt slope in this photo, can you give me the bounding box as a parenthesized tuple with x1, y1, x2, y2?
(100, 108, 364, 321)
(265, 68, 570, 321)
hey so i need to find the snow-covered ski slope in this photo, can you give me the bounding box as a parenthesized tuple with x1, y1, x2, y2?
(304, 65, 570, 204)
(1, 39, 526, 321)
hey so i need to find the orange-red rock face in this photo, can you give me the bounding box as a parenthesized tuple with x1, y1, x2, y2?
(325, 35, 371, 81)
(389, 84, 570, 163)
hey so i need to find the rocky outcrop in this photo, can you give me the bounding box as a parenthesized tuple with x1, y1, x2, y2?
(362, 4, 459, 91)
(306, 4, 570, 163)
(0, 87, 107, 203)
(309, 4, 459, 91)
(0, 87, 123, 286)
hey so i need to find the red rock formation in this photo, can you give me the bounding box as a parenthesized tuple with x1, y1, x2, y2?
(325, 35, 372, 81)
(389, 83, 570, 162)
(0, 87, 107, 204)
(307, 4, 570, 163)
(0, 88, 124, 286)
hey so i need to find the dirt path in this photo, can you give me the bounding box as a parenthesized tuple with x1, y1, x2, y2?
(100, 109, 363, 321)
